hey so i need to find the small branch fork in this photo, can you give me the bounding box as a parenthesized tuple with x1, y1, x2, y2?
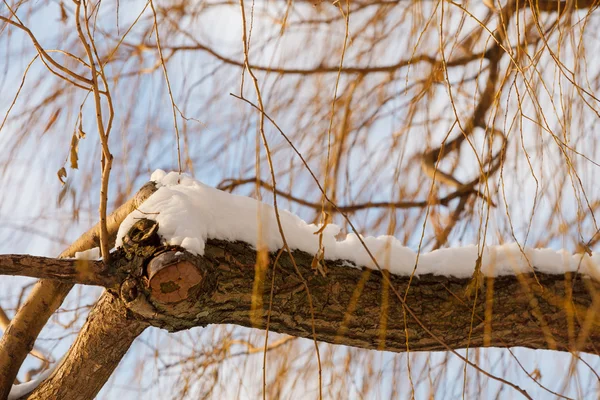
(0, 183, 157, 400)
(420, 6, 509, 210)
(73, 0, 115, 265)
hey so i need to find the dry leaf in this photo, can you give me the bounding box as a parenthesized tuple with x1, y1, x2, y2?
(70, 134, 79, 169)
(57, 167, 67, 185)
(77, 117, 86, 139)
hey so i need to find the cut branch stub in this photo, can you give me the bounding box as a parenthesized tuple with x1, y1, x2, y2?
(120, 219, 204, 304)
(117, 219, 212, 330)
(147, 251, 203, 303)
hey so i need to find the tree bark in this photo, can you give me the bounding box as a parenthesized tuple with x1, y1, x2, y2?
(0, 255, 114, 287)
(25, 292, 148, 400)
(169, 239, 600, 355)
(306, 0, 598, 13)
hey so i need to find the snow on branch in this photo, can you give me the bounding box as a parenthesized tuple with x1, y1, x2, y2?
(116, 170, 600, 279)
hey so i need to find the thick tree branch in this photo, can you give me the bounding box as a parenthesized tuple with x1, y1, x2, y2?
(26, 292, 148, 400)
(101, 220, 600, 356)
(170, 240, 600, 355)
(0, 182, 157, 400)
(0, 255, 113, 287)
(17, 220, 600, 399)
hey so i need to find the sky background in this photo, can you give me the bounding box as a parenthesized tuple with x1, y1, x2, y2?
(2, 0, 600, 398)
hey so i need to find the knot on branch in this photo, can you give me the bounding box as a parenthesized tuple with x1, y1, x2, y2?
(117, 218, 212, 331)
(121, 218, 161, 258)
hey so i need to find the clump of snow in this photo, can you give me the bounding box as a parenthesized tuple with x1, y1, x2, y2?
(74, 247, 101, 260)
(8, 366, 55, 400)
(115, 170, 600, 279)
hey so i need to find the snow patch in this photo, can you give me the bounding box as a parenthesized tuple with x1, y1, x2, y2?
(74, 247, 101, 260)
(115, 170, 600, 279)
(8, 366, 55, 400)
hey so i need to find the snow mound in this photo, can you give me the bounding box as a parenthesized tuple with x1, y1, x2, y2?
(115, 170, 600, 279)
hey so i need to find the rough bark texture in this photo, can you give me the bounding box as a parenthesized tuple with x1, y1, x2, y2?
(21, 219, 161, 400)
(161, 239, 600, 355)
(25, 292, 148, 400)
(0, 182, 156, 400)
(0, 255, 114, 287)
(300, 0, 597, 12)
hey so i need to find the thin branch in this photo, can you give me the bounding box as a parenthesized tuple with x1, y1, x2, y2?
(122, 39, 488, 75)
(0, 7, 92, 86)
(218, 176, 483, 211)
(0, 254, 115, 287)
(74, 0, 113, 264)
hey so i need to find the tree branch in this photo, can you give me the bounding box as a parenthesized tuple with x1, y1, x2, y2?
(172, 240, 600, 356)
(0, 182, 157, 400)
(15, 219, 600, 399)
(0, 255, 115, 287)
(121, 38, 487, 76)
(217, 176, 484, 211)
(26, 292, 148, 400)
(311, 0, 599, 13)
